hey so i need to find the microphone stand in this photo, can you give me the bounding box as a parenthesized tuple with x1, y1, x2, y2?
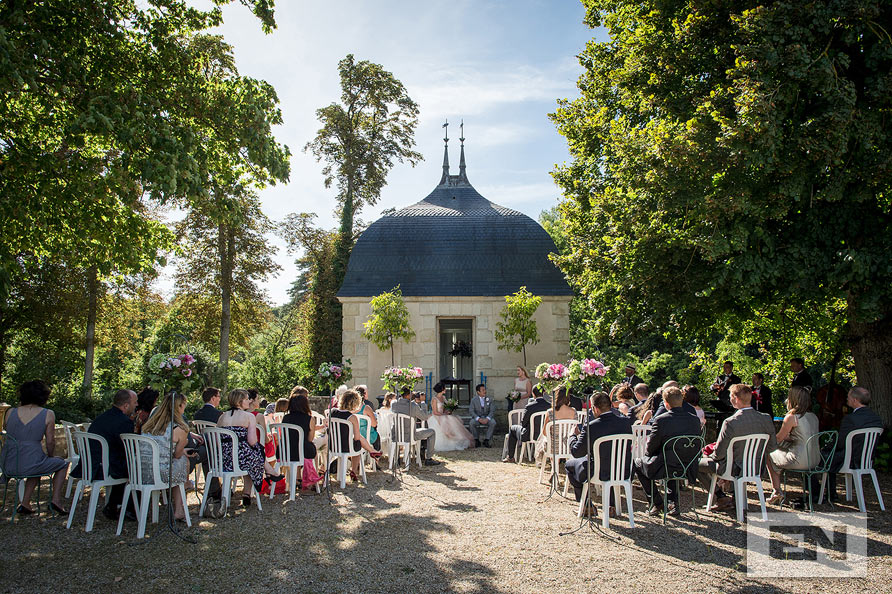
(324, 387, 335, 504)
(541, 384, 568, 503)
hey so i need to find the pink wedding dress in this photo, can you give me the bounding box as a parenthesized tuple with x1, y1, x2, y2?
(427, 396, 474, 451)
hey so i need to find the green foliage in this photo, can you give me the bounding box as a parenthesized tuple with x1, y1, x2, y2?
(551, 0, 892, 425)
(363, 286, 415, 367)
(494, 287, 542, 367)
(233, 308, 306, 400)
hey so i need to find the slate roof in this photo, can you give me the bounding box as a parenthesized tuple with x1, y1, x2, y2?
(337, 150, 572, 298)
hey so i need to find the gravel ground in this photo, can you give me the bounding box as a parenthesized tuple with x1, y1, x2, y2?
(0, 438, 889, 593)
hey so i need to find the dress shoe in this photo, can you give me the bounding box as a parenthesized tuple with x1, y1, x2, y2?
(16, 505, 34, 516)
(709, 497, 734, 512)
(483, 440, 491, 448)
(501, 457, 516, 463)
(474, 440, 481, 448)
(423, 459, 441, 466)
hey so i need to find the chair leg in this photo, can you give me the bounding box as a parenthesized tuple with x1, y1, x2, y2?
(86, 485, 102, 532)
(199, 475, 213, 517)
(65, 474, 75, 499)
(116, 485, 131, 535)
(178, 484, 191, 527)
(819, 473, 828, 506)
(869, 470, 885, 511)
(853, 473, 866, 513)
(222, 477, 232, 515)
(601, 485, 610, 531)
(339, 457, 347, 489)
(625, 484, 635, 528)
(576, 481, 589, 518)
(755, 479, 767, 521)
(734, 479, 745, 523)
(844, 474, 852, 501)
(705, 474, 718, 511)
(289, 466, 298, 502)
(66, 481, 84, 529)
(136, 491, 150, 539)
(388, 443, 396, 470)
(151, 491, 160, 524)
(538, 457, 547, 484)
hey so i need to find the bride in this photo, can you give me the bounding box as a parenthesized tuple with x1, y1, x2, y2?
(427, 382, 474, 451)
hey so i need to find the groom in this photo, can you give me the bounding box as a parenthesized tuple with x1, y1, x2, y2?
(469, 384, 496, 447)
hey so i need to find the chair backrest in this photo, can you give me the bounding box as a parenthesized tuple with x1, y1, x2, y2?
(592, 434, 634, 482)
(393, 413, 416, 445)
(544, 419, 577, 455)
(576, 410, 587, 424)
(72, 431, 113, 482)
(725, 434, 770, 479)
(311, 411, 326, 426)
(840, 427, 883, 471)
(805, 430, 838, 472)
(191, 420, 216, 436)
(61, 420, 79, 461)
(121, 433, 164, 487)
(508, 409, 524, 427)
(528, 410, 548, 442)
(203, 427, 242, 474)
(328, 418, 361, 455)
(631, 424, 653, 459)
(270, 422, 305, 465)
(661, 434, 705, 481)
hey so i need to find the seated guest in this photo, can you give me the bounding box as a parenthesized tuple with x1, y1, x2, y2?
(274, 398, 289, 414)
(565, 392, 634, 514)
(331, 389, 380, 479)
(357, 390, 380, 451)
(568, 390, 584, 411)
(381, 393, 397, 410)
(683, 385, 706, 428)
(651, 380, 697, 422)
(139, 392, 192, 521)
(331, 384, 348, 409)
(502, 385, 551, 463)
(133, 387, 159, 433)
(817, 386, 882, 503)
(217, 389, 282, 506)
(611, 384, 636, 414)
(628, 383, 650, 416)
(1, 380, 70, 515)
(534, 388, 577, 464)
(391, 387, 439, 465)
(751, 373, 774, 416)
(635, 390, 662, 425)
(766, 387, 819, 505)
(82, 389, 137, 520)
(634, 387, 702, 515)
(469, 384, 496, 448)
(699, 384, 777, 511)
(355, 385, 377, 411)
(194, 387, 223, 423)
(282, 392, 324, 489)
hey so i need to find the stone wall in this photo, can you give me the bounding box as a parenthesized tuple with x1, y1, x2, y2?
(340, 295, 571, 411)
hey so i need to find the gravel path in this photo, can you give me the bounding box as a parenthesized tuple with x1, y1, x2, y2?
(0, 438, 889, 593)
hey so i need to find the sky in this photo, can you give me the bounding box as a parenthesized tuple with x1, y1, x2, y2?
(166, 0, 604, 305)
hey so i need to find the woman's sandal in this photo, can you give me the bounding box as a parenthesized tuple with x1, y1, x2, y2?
(50, 502, 68, 515)
(349, 470, 359, 483)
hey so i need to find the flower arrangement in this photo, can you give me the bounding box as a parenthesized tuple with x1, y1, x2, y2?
(316, 360, 353, 393)
(506, 390, 523, 405)
(148, 352, 198, 395)
(534, 362, 569, 393)
(443, 397, 459, 414)
(381, 366, 424, 392)
(449, 340, 473, 358)
(567, 358, 610, 389)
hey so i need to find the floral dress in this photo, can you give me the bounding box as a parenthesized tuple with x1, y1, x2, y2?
(220, 425, 265, 490)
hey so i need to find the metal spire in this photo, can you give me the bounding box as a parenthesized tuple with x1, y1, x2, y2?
(439, 118, 450, 185)
(458, 120, 467, 182)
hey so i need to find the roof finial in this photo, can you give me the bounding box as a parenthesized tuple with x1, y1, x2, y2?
(439, 118, 450, 185)
(458, 119, 468, 183)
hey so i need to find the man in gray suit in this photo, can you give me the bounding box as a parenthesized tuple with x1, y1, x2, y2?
(699, 383, 777, 511)
(391, 387, 440, 466)
(469, 384, 496, 447)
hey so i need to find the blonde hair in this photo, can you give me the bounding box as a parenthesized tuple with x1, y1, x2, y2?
(274, 398, 289, 413)
(517, 366, 529, 379)
(383, 393, 397, 408)
(786, 386, 811, 416)
(142, 392, 188, 435)
(338, 389, 361, 412)
(228, 388, 249, 410)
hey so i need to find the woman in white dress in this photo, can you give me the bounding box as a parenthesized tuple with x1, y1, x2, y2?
(512, 366, 534, 410)
(427, 383, 474, 451)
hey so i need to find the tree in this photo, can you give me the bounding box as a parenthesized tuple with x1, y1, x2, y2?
(305, 54, 422, 284)
(362, 286, 415, 367)
(495, 287, 542, 367)
(551, 1, 892, 425)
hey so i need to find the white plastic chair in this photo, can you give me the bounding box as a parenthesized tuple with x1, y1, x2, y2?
(632, 424, 653, 460)
(198, 427, 263, 517)
(501, 409, 524, 459)
(705, 433, 770, 522)
(376, 410, 394, 458)
(356, 419, 376, 472)
(116, 434, 191, 539)
(518, 411, 548, 464)
(60, 421, 80, 498)
(326, 418, 367, 488)
(819, 427, 885, 512)
(189, 420, 216, 493)
(389, 413, 423, 471)
(577, 434, 636, 530)
(66, 431, 128, 531)
(576, 410, 587, 424)
(539, 419, 576, 489)
(269, 422, 319, 500)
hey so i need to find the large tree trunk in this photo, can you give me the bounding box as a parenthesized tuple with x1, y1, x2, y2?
(82, 266, 98, 399)
(219, 224, 234, 391)
(847, 311, 892, 428)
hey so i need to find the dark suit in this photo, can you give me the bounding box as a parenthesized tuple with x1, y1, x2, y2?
(828, 406, 883, 473)
(193, 404, 222, 423)
(699, 407, 777, 477)
(751, 384, 773, 416)
(506, 397, 551, 458)
(634, 407, 702, 506)
(791, 370, 814, 389)
(565, 410, 633, 502)
(712, 373, 741, 410)
(650, 401, 698, 424)
(623, 374, 644, 389)
(82, 406, 134, 512)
